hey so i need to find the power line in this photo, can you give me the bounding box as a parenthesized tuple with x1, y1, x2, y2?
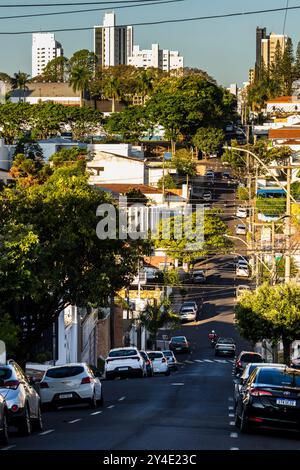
(0, 0, 163, 6)
(0, 0, 185, 21)
(1, 4, 300, 34)
(283, 0, 290, 34)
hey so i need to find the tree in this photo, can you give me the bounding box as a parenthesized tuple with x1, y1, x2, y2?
(157, 173, 176, 190)
(69, 66, 92, 107)
(125, 188, 148, 206)
(136, 69, 154, 105)
(30, 102, 67, 139)
(104, 106, 148, 141)
(139, 300, 179, 349)
(39, 56, 70, 82)
(281, 38, 294, 96)
(235, 283, 300, 364)
(0, 313, 21, 356)
(172, 148, 196, 188)
(69, 49, 97, 73)
(10, 71, 31, 103)
(103, 75, 123, 113)
(0, 72, 12, 82)
(65, 106, 103, 140)
(294, 42, 300, 80)
(192, 127, 225, 158)
(0, 102, 33, 144)
(0, 160, 146, 361)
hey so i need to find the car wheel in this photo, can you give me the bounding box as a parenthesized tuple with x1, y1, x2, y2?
(89, 392, 97, 409)
(234, 408, 241, 427)
(32, 404, 43, 432)
(19, 404, 32, 436)
(165, 369, 170, 376)
(0, 411, 9, 445)
(240, 410, 250, 433)
(97, 390, 104, 407)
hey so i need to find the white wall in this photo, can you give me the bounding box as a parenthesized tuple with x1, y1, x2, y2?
(88, 143, 144, 159)
(10, 96, 80, 105)
(87, 152, 145, 185)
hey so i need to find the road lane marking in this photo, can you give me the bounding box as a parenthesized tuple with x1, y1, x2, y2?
(171, 383, 184, 386)
(203, 359, 213, 363)
(228, 406, 234, 410)
(1, 445, 16, 451)
(184, 360, 194, 364)
(90, 411, 103, 416)
(39, 429, 55, 436)
(68, 419, 82, 424)
(228, 397, 234, 401)
(194, 359, 203, 363)
(215, 359, 227, 363)
(118, 396, 126, 401)
(230, 447, 239, 450)
(107, 405, 115, 409)
(229, 421, 235, 426)
(230, 432, 238, 438)
(229, 413, 234, 417)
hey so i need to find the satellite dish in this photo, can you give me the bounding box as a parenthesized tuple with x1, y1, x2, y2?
(0, 340, 6, 364)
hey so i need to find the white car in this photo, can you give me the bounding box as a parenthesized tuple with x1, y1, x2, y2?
(146, 351, 170, 376)
(236, 207, 248, 218)
(181, 301, 198, 313)
(179, 306, 197, 322)
(235, 224, 247, 235)
(105, 347, 146, 380)
(202, 191, 212, 201)
(192, 269, 206, 283)
(236, 262, 249, 278)
(205, 170, 214, 179)
(39, 363, 103, 409)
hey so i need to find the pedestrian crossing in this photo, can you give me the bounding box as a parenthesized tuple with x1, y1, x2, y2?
(179, 358, 235, 365)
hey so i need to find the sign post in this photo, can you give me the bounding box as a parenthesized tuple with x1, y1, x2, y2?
(0, 340, 6, 364)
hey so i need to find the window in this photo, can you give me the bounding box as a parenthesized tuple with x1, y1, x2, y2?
(46, 366, 84, 378)
(109, 349, 137, 358)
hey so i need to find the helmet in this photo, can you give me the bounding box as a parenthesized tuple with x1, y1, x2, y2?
(212, 330, 215, 334)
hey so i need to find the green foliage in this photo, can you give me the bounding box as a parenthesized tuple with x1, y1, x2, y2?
(125, 188, 148, 206)
(192, 127, 225, 156)
(291, 181, 300, 200)
(235, 283, 300, 363)
(157, 173, 177, 190)
(163, 269, 180, 287)
(172, 149, 196, 176)
(139, 300, 179, 347)
(38, 56, 70, 82)
(0, 313, 21, 355)
(104, 106, 149, 141)
(236, 187, 250, 201)
(256, 197, 286, 216)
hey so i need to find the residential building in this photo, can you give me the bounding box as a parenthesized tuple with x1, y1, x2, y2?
(93, 12, 133, 67)
(248, 68, 255, 84)
(255, 27, 288, 70)
(227, 83, 238, 96)
(266, 96, 300, 116)
(255, 27, 267, 73)
(127, 44, 184, 72)
(32, 33, 63, 78)
(10, 82, 81, 106)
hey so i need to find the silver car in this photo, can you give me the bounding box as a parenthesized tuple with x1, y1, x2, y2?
(162, 350, 178, 371)
(0, 360, 43, 435)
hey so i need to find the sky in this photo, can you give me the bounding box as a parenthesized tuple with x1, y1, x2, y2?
(1, 0, 300, 86)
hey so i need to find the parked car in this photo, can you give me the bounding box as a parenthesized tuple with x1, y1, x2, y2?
(169, 336, 190, 354)
(234, 351, 264, 376)
(235, 224, 247, 235)
(223, 172, 231, 179)
(162, 350, 178, 371)
(0, 360, 43, 435)
(139, 351, 154, 377)
(146, 351, 170, 376)
(192, 270, 206, 284)
(236, 207, 248, 218)
(202, 191, 212, 201)
(233, 362, 286, 409)
(290, 357, 300, 370)
(39, 363, 103, 408)
(0, 394, 8, 445)
(105, 347, 146, 380)
(236, 261, 249, 278)
(235, 367, 300, 433)
(181, 301, 199, 314)
(179, 306, 197, 322)
(214, 338, 236, 357)
(205, 170, 215, 179)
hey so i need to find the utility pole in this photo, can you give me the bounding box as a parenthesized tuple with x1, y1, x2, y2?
(285, 166, 292, 283)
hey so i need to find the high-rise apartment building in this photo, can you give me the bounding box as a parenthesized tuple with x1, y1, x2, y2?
(255, 27, 267, 72)
(32, 33, 63, 77)
(127, 44, 184, 72)
(93, 12, 133, 67)
(255, 27, 288, 71)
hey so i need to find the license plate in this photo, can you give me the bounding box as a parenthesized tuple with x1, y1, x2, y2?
(276, 399, 296, 407)
(59, 393, 73, 399)
(119, 367, 129, 371)
(176, 347, 181, 350)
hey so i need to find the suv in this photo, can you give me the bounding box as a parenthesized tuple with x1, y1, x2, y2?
(0, 360, 43, 435)
(235, 351, 264, 376)
(105, 347, 146, 380)
(169, 336, 190, 354)
(214, 338, 236, 357)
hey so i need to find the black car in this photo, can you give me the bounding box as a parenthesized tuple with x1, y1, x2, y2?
(169, 336, 190, 354)
(0, 393, 8, 445)
(235, 351, 264, 376)
(140, 351, 154, 377)
(235, 367, 300, 433)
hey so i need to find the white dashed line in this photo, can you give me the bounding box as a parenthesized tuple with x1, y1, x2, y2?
(107, 405, 115, 409)
(68, 419, 82, 424)
(229, 421, 235, 426)
(194, 359, 204, 363)
(230, 447, 239, 450)
(90, 411, 103, 416)
(228, 397, 234, 401)
(39, 429, 55, 436)
(203, 359, 213, 363)
(230, 432, 238, 438)
(118, 396, 126, 401)
(1, 445, 16, 451)
(171, 383, 185, 386)
(184, 360, 194, 364)
(215, 359, 227, 363)
(228, 406, 234, 410)
(228, 413, 235, 417)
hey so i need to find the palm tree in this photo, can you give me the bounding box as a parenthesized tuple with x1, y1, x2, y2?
(136, 69, 153, 105)
(139, 300, 179, 349)
(69, 66, 92, 107)
(10, 71, 30, 103)
(103, 76, 122, 113)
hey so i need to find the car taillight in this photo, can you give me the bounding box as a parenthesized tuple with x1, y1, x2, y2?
(81, 376, 92, 384)
(250, 388, 273, 397)
(237, 361, 242, 367)
(146, 360, 150, 365)
(3, 380, 20, 390)
(39, 382, 49, 389)
(162, 358, 167, 363)
(11, 405, 19, 412)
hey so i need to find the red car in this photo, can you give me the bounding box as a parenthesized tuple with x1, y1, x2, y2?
(169, 336, 190, 354)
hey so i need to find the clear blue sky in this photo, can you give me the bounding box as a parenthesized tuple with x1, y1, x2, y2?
(1, 0, 300, 86)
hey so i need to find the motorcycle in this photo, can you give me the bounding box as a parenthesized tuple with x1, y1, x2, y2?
(209, 335, 218, 347)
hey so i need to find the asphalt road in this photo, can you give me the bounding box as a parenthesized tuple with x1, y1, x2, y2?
(2, 173, 300, 451)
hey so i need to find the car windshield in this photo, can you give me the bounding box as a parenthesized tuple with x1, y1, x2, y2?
(147, 352, 163, 359)
(258, 369, 300, 387)
(139, 352, 147, 359)
(183, 302, 196, 307)
(109, 349, 137, 358)
(217, 338, 234, 344)
(163, 351, 172, 357)
(171, 337, 186, 343)
(0, 368, 12, 381)
(241, 353, 262, 363)
(46, 366, 84, 379)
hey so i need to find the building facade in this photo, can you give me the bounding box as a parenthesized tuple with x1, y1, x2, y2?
(94, 12, 133, 67)
(32, 33, 63, 77)
(127, 44, 184, 72)
(255, 27, 287, 71)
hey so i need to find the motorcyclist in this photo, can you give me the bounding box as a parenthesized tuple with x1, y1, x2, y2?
(208, 330, 218, 342)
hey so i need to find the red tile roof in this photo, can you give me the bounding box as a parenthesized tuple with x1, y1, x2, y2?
(267, 96, 297, 103)
(269, 128, 300, 139)
(95, 184, 164, 195)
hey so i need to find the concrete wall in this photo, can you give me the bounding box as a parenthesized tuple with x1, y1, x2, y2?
(88, 152, 145, 185)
